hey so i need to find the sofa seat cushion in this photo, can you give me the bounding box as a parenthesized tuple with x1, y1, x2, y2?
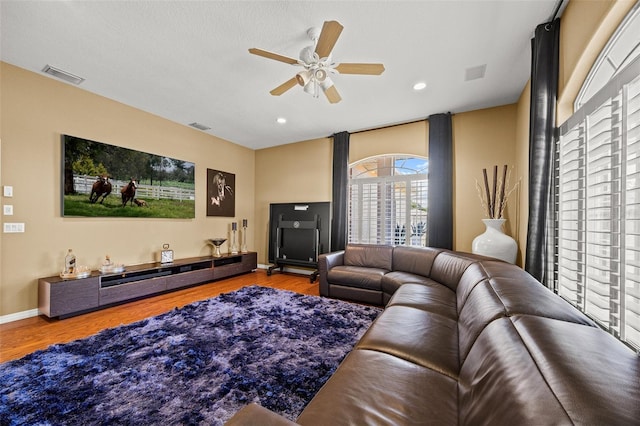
(327, 265, 388, 291)
(356, 305, 459, 378)
(386, 283, 457, 320)
(297, 349, 458, 426)
(381, 271, 439, 295)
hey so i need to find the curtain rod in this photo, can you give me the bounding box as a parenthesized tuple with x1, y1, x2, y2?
(348, 118, 426, 136)
(332, 113, 455, 138)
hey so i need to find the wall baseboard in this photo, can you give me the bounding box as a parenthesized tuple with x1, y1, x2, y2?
(0, 308, 39, 324)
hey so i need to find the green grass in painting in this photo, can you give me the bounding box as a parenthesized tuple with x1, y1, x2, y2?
(63, 195, 195, 218)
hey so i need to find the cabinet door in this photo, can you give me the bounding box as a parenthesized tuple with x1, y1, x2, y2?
(99, 277, 167, 306)
(40, 277, 100, 318)
(166, 268, 215, 290)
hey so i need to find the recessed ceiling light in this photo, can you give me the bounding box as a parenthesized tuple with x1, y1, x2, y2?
(276, 117, 287, 124)
(413, 82, 427, 91)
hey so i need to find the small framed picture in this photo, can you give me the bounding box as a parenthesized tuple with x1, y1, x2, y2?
(207, 169, 235, 217)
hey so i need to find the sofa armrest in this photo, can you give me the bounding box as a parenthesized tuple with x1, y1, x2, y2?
(224, 403, 298, 426)
(318, 250, 345, 297)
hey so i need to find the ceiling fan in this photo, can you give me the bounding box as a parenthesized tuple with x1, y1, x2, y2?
(249, 20, 385, 104)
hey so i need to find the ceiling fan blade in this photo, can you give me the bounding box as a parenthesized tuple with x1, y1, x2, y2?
(270, 77, 298, 96)
(249, 48, 298, 65)
(315, 20, 343, 59)
(323, 84, 342, 104)
(335, 63, 386, 75)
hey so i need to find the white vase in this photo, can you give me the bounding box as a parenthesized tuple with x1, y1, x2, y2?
(472, 219, 517, 264)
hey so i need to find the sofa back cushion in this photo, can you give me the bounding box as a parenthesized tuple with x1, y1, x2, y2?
(460, 315, 640, 425)
(455, 263, 489, 308)
(489, 278, 597, 326)
(510, 315, 640, 425)
(457, 280, 506, 364)
(391, 246, 441, 277)
(457, 275, 598, 365)
(458, 317, 576, 425)
(429, 252, 477, 291)
(344, 244, 393, 271)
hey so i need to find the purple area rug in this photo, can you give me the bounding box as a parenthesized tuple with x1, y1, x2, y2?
(0, 286, 381, 425)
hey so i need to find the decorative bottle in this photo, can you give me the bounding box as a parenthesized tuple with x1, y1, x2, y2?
(64, 249, 76, 274)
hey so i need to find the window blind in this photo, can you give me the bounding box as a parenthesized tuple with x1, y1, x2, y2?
(348, 156, 427, 246)
(557, 57, 640, 350)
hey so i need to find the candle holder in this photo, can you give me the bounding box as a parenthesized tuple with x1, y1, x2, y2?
(241, 222, 248, 253)
(230, 222, 239, 254)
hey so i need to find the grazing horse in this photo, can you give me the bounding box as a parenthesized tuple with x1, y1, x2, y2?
(121, 179, 137, 207)
(89, 176, 112, 204)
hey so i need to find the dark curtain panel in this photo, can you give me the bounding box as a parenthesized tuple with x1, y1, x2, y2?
(525, 19, 560, 283)
(427, 113, 453, 249)
(331, 131, 350, 252)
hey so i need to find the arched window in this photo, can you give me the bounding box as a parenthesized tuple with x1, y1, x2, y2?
(348, 155, 427, 246)
(555, 3, 640, 350)
(574, 3, 640, 109)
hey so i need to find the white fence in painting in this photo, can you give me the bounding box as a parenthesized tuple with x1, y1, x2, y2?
(73, 175, 195, 201)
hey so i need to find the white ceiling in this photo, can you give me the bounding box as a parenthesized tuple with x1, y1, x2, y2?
(1, 1, 561, 150)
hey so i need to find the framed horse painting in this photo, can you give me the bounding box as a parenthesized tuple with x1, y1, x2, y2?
(206, 168, 235, 217)
(61, 134, 195, 218)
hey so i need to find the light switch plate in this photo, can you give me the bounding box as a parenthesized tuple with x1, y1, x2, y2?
(3, 223, 25, 233)
(3, 205, 13, 215)
(3, 186, 13, 197)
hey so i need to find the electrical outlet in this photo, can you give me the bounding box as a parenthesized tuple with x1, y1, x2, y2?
(3, 223, 25, 233)
(3, 205, 14, 215)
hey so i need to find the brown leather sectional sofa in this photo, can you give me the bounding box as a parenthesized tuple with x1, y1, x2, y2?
(226, 244, 640, 425)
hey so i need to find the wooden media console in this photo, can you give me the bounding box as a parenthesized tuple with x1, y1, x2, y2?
(38, 252, 257, 318)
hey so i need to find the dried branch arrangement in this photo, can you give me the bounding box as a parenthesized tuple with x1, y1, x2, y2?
(475, 165, 519, 219)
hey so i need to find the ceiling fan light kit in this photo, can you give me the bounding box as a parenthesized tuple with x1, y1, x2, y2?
(249, 20, 385, 103)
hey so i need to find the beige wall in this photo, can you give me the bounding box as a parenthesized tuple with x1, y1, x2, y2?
(453, 105, 518, 254)
(253, 120, 429, 265)
(255, 108, 519, 262)
(0, 63, 255, 317)
(254, 137, 333, 264)
(349, 121, 428, 163)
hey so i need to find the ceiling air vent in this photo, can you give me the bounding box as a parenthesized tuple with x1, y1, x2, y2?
(42, 64, 85, 85)
(464, 64, 487, 81)
(189, 122, 212, 131)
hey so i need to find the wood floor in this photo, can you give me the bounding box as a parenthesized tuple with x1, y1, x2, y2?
(0, 269, 318, 363)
